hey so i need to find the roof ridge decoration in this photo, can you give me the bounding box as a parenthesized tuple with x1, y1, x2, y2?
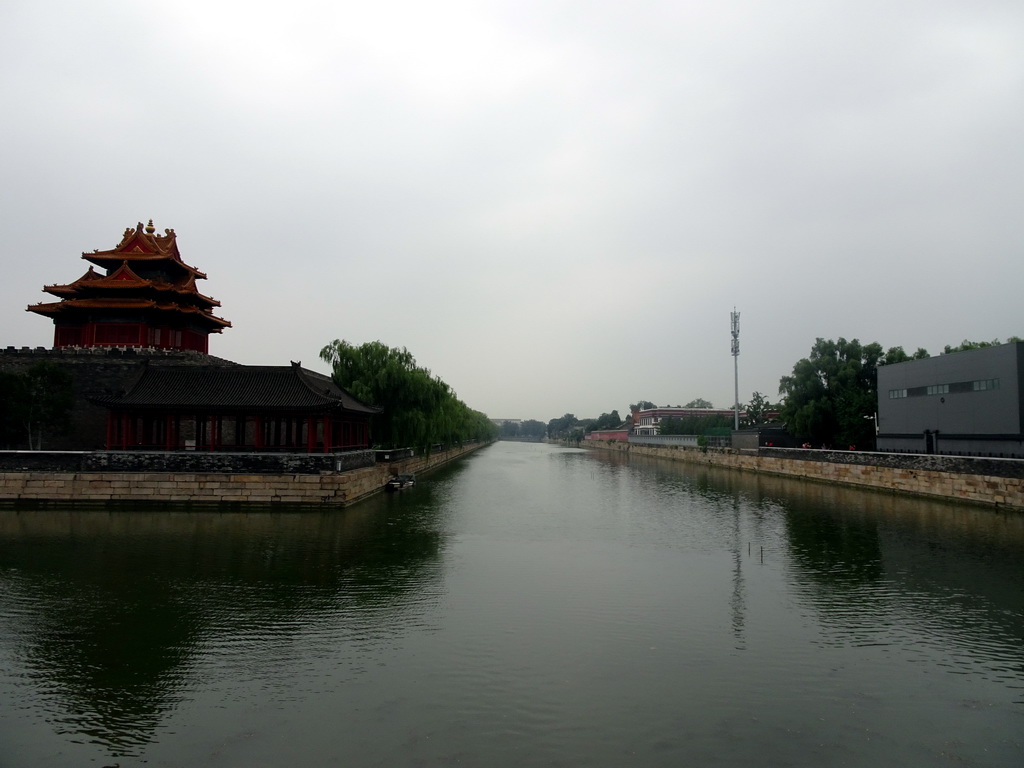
(87, 219, 204, 278)
(108, 220, 176, 255)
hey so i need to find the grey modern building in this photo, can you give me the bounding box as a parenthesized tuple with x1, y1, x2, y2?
(876, 342, 1024, 458)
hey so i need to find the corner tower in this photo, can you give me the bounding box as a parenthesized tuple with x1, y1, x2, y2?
(27, 220, 231, 353)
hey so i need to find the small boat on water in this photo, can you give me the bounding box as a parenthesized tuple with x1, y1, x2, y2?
(385, 473, 416, 492)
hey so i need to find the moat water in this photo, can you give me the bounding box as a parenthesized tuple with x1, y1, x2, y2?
(0, 441, 1021, 767)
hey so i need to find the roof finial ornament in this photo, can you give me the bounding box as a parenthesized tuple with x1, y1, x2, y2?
(145, 219, 155, 235)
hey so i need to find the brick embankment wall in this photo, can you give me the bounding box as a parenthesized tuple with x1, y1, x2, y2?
(0, 442, 489, 508)
(582, 440, 1024, 511)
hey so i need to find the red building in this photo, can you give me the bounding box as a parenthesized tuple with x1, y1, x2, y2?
(94, 362, 378, 452)
(27, 220, 230, 353)
(585, 428, 630, 442)
(15, 221, 378, 453)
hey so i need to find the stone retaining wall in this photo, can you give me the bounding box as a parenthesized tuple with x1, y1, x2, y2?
(0, 442, 489, 508)
(583, 440, 1024, 511)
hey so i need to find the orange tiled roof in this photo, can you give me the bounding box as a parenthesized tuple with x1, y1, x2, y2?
(82, 220, 208, 280)
(28, 221, 230, 331)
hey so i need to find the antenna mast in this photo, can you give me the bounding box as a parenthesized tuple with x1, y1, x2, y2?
(731, 309, 740, 430)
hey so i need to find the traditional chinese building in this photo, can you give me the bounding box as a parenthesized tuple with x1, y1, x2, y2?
(93, 362, 378, 452)
(27, 220, 230, 352)
(9, 222, 379, 454)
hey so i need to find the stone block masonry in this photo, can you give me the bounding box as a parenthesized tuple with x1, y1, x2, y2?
(582, 440, 1024, 512)
(0, 443, 488, 508)
(0, 468, 384, 507)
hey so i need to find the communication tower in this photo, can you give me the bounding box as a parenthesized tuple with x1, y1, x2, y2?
(731, 309, 740, 430)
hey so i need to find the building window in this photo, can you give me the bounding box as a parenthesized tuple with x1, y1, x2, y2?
(926, 384, 949, 395)
(973, 378, 999, 391)
(889, 389, 907, 399)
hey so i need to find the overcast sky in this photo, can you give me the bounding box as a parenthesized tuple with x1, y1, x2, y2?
(2, 0, 1022, 422)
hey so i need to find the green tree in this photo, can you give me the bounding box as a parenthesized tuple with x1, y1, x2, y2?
(319, 339, 497, 450)
(0, 371, 23, 448)
(630, 400, 657, 411)
(684, 398, 714, 409)
(576, 418, 596, 433)
(587, 410, 622, 432)
(882, 346, 930, 363)
(744, 391, 775, 426)
(778, 338, 886, 449)
(943, 337, 1020, 354)
(1, 362, 75, 450)
(520, 419, 547, 438)
(547, 413, 578, 439)
(660, 414, 733, 435)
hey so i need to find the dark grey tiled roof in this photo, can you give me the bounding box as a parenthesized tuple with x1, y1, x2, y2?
(95, 362, 379, 414)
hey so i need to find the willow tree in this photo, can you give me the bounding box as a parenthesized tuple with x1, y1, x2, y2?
(319, 339, 497, 450)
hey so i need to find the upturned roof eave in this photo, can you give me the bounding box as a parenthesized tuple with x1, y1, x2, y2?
(45, 282, 223, 308)
(26, 298, 232, 327)
(81, 251, 209, 281)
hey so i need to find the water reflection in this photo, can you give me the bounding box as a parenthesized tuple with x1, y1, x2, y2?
(0, 473, 454, 756)
(1, 446, 1022, 767)
(777, 480, 1024, 688)
(586, 449, 1024, 695)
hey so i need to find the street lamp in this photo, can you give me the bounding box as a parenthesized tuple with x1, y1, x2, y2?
(864, 412, 878, 434)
